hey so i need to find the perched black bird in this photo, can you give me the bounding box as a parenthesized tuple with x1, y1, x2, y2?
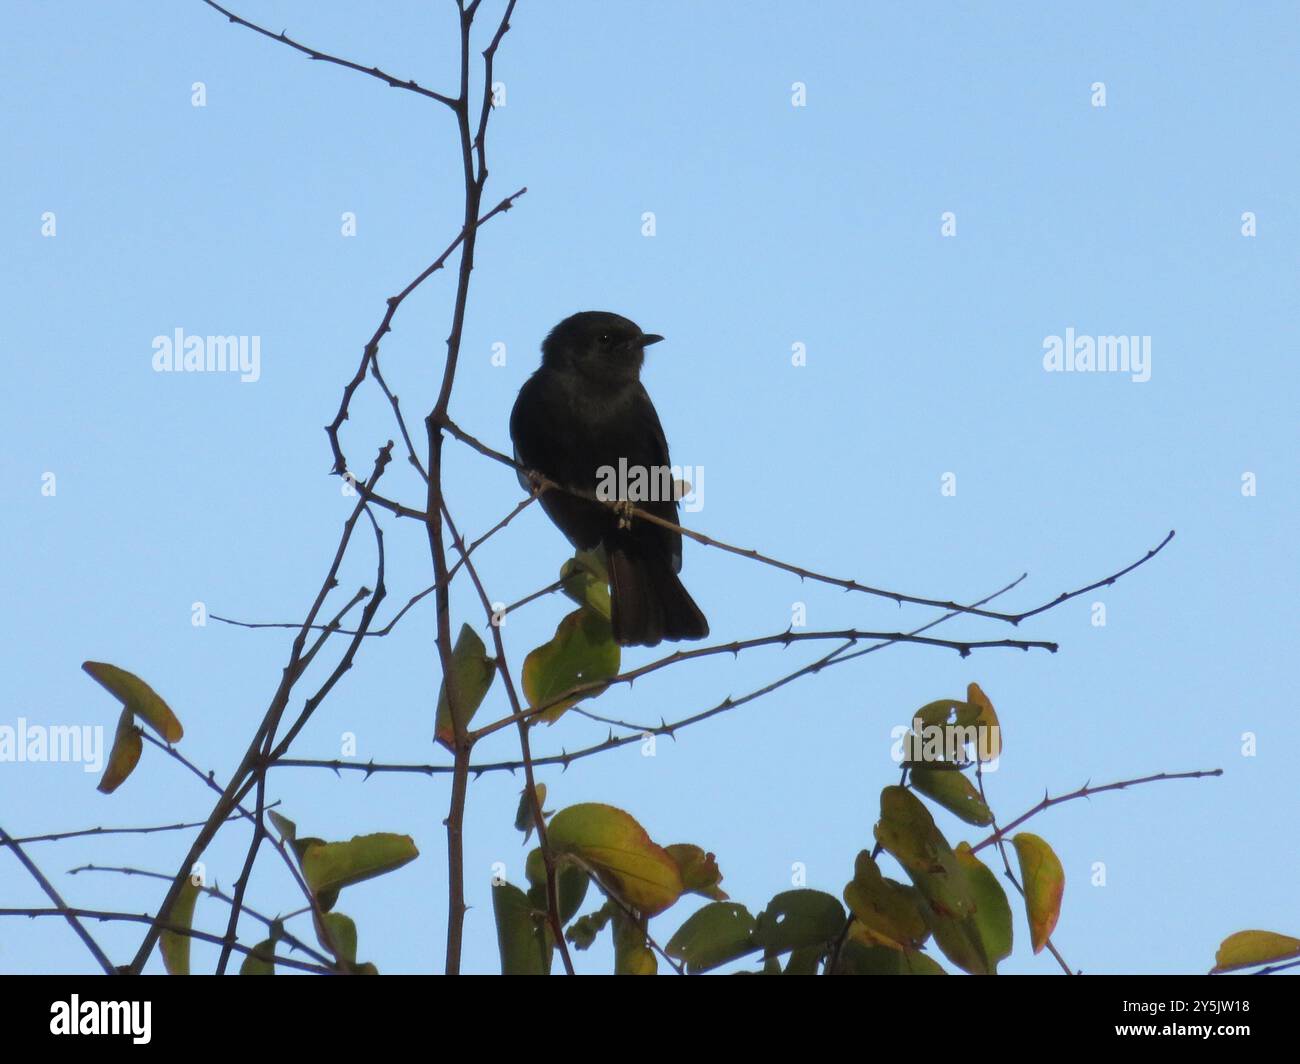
(510, 311, 709, 647)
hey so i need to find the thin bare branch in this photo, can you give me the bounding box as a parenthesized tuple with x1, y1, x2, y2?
(200, 0, 459, 107)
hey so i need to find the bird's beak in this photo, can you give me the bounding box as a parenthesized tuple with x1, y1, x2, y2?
(638, 333, 665, 348)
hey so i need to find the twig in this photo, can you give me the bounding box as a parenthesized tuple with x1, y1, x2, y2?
(0, 826, 114, 974)
(441, 504, 576, 975)
(970, 769, 1224, 855)
(440, 415, 1175, 626)
(200, 0, 459, 107)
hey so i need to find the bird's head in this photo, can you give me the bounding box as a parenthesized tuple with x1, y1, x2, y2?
(540, 311, 664, 386)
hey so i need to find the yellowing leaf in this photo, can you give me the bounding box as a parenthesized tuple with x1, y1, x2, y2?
(83, 661, 183, 743)
(547, 803, 682, 916)
(434, 625, 496, 746)
(1012, 832, 1064, 953)
(666, 844, 728, 901)
(522, 608, 620, 723)
(159, 876, 201, 975)
(613, 909, 657, 975)
(300, 833, 419, 896)
(842, 850, 929, 951)
(967, 682, 1002, 761)
(874, 786, 976, 920)
(1212, 930, 1300, 974)
(97, 707, 142, 795)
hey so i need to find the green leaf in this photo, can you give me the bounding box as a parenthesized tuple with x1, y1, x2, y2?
(1212, 930, 1300, 974)
(492, 882, 551, 974)
(842, 850, 930, 951)
(666, 844, 728, 900)
(873, 786, 976, 921)
(566, 901, 615, 951)
(665, 902, 757, 973)
(159, 876, 201, 975)
(928, 844, 1013, 974)
(97, 707, 142, 795)
(1012, 832, 1064, 954)
(613, 909, 657, 975)
(514, 783, 548, 841)
(957, 844, 1012, 963)
(912, 699, 979, 729)
(268, 811, 297, 844)
(525, 848, 590, 925)
(837, 940, 947, 975)
(783, 945, 822, 974)
(83, 661, 183, 743)
(910, 767, 993, 826)
(239, 936, 277, 975)
(560, 549, 612, 621)
(752, 890, 845, 957)
(300, 833, 419, 896)
(315, 911, 358, 965)
(547, 803, 682, 916)
(434, 624, 496, 746)
(522, 608, 620, 723)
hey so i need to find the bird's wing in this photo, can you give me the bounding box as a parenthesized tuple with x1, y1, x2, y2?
(630, 383, 685, 572)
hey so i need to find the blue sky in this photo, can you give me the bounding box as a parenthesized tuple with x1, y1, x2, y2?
(2, 1, 1296, 974)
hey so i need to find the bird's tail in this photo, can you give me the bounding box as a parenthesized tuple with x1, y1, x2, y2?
(607, 542, 709, 647)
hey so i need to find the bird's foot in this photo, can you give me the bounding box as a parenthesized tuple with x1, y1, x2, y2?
(613, 498, 635, 530)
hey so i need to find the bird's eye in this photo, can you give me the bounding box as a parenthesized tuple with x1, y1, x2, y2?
(598, 333, 612, 346)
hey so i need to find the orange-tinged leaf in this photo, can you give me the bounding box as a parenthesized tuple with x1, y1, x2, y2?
(967, 682, 1002, 761)
(1012, 832, 1064, 953)
(83, 661, 183, 743)
(97, 707, 142, 794)
(547, 803, 682, 916)
(1212, 930, 1300, 974)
